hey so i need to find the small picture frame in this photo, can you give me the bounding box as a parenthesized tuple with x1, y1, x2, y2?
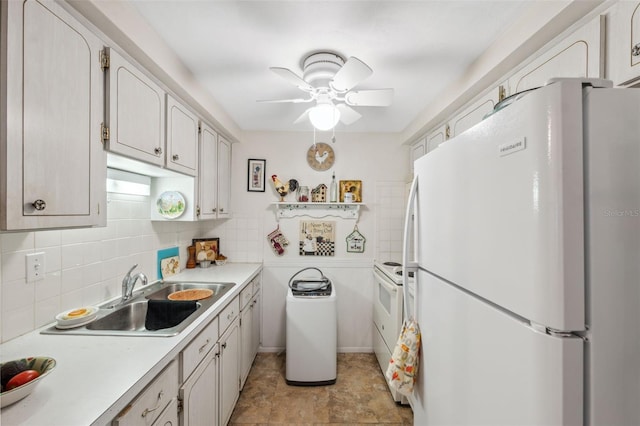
(339, 180, 362, 202)
(192, 238, 220, 263)
(247, 159, 266, 192)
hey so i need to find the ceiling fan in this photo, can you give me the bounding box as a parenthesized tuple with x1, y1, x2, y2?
(258, 51, 393, 130)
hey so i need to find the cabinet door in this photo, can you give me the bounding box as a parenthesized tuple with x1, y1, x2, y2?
(219, 319, 239, 426)
(239, 304, 252, 389)
(609, 1, 640, 86)
(508, 15, 604, 93)
(216, 136, 232, 219)
(449, 84, 504, 138)
(166, 94, 198, 176)
(409, 138, 426, 174)
(105, 48, 165, 166)
(1, 0, 105, 230)
(198, 122, 218, 220)
(179, 347, 218, 426)
(250, 291, 261, 365)
(426, 124, 448, 154)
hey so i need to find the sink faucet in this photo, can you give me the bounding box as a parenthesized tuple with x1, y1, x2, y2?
(121, 264, 148, 303)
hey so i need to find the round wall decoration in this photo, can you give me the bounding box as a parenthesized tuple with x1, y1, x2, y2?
(306, 142, 335, 171)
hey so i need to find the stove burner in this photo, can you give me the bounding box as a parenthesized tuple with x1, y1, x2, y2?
(383, 261, 401, 267)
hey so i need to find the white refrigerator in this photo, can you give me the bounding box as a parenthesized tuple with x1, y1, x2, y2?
(403, 78, 640, 426)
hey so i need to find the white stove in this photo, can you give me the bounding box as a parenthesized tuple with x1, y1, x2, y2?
(373, 260, 415, 286)
(372, 260, 415, 405)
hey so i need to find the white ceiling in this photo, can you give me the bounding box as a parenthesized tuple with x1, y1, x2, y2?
(131, 1, 533, 133)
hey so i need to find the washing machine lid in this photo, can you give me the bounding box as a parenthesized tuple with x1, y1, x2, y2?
(291, 278, 332, 297)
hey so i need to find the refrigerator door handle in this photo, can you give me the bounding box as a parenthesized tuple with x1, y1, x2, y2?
(402, 175, 419, 320)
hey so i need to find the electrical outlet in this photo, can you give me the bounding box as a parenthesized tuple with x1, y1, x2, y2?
(26, 252, 46, 282)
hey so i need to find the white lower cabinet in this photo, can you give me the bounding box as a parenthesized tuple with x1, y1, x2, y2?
(219, 316, 240, 426)
(240, 276, 261, 389)
(112, 285, 257, 426)
(113, 360, 179, 426)
(154, 398, 179, 426)
(179, 346, 218, 426)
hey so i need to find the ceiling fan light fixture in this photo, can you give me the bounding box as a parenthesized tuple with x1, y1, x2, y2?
(309, 103, 341, 131)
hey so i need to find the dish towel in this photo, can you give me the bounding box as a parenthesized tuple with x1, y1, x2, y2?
(386, 318, 421, 396)
(145, 299, 198, 331)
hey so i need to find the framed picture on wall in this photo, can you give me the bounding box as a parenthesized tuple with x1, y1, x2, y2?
(247, 159, 266, 192)
(192, 238, 220, 263)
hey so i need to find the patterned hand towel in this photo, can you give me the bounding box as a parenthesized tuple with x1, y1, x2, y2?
(386, 318, 421, 396)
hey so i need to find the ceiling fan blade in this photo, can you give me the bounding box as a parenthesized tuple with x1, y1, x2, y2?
(293, 108, 311, 124)
(257, 98, 313, 104)
(270, 67, 314, 92)
(336, 104, 362, 125)
(330, 57, 372, 92)
(344, 89, 394, 107)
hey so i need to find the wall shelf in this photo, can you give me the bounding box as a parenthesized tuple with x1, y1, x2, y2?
(271, 202, 363, 220)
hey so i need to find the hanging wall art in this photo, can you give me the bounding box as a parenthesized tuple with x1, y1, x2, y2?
(346, 224, 366, 253)
(299, 220, 335, 256)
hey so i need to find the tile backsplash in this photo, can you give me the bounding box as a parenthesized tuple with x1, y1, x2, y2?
(0, 193, 262, 343)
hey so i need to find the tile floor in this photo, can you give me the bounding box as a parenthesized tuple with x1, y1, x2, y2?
(229, 352, 413, 425)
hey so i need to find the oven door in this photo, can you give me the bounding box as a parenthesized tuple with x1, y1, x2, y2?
(372, 268, 408, 404)
(373, 268, 402, 355)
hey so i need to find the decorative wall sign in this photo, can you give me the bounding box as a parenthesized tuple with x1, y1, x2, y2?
(346, 225, 366, 253)
(299, 220, 335, 256)
(247, 159, 266, 192)
(339, 180, 362, 202)
(192, 238, 220, 263)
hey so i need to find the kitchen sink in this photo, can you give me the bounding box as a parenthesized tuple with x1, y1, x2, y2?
(41, 281, 235, 337)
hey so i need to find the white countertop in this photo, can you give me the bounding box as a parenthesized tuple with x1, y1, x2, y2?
(0, 263, 262, 426)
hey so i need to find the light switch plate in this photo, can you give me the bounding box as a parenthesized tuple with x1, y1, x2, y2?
(26, 252, 46, 282)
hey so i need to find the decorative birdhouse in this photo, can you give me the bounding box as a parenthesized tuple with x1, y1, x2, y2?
(311, 184, 327, 202)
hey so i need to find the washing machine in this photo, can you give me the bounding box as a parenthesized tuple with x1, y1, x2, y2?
(286, 267, 337, 385)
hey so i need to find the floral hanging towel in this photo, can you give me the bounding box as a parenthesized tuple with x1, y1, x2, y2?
(385, 318, 421, 396)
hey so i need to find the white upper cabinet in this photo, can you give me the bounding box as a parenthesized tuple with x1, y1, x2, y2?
(508, 15, 604, 94)
(104, 48, 166, 167)
(450, 83, 505, 138)
(608, 1, 640, 86)
(166, 94, 198, 176)
(1, 0, 106, 230)
(198, 123, 219, 220)
(217, 136, 232, 219)
(426, 124, 448, 154)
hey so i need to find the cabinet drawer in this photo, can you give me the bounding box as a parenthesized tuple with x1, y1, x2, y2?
(181, 316, 218, 382)
(113, 360, 178, 426)
(152, 397, 178, 426)
(219, 296, 239, 336)
(240, 285, 253, 310)
(252, 276, 261, 295)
